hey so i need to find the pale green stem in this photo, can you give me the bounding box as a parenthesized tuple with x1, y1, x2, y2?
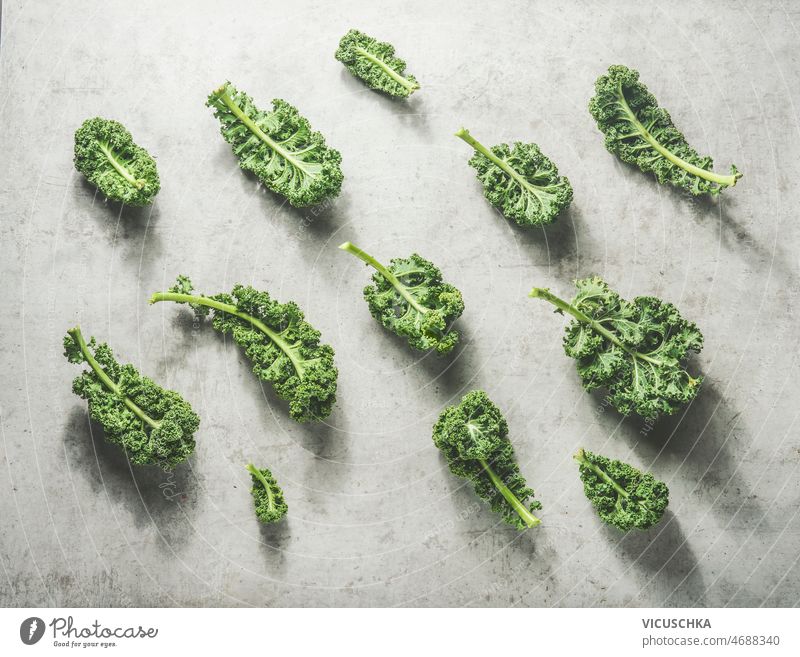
(246, 463, 275, 510)
(210, 85, 317, 178)
(149, 291, 308, 379)
(98, 142, 145, 189)
(478, 458, 541, 528)
(67, 327, 160, 429)
(615, 81, 741, 188)
(338, 241, 429, 316)
(353, 46, 419, 92)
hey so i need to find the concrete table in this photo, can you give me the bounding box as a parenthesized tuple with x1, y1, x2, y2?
(1, 0, 798, 606)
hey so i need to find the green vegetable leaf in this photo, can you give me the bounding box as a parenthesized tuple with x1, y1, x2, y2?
(206, 82, 343, 207)
(339, 242, 464, 354)
(335, 29, 420, 98)
(64, 327, 199, 470)
(433, 390, 542, 530)
(73, 117, 160, 206)
(530, 277, 703, 419)
(246, 463, 288, 524)
(150, 276, 337, 423)
(589, 65, 741, 196)
(455, 128, 573, 226)
(574, 448, 668, 531)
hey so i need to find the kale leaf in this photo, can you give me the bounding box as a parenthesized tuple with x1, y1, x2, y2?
(207, 82, 343, 207)
(433, 390, 542, 530)
(150, 276, 337, 423)
(339, 241, 464, 354)
(575, 448, 668, 531)
(74, 117, 160, 206)
(589, 65, 741, 196)
(335, 29, 420, 98)
(246, 463, 288, 524)
(456, 128, 573, 226)
(64, 327, 199, 469)
(530, 277, 703, 419)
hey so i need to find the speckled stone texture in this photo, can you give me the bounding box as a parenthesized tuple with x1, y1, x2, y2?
(1, 0, 798, 607)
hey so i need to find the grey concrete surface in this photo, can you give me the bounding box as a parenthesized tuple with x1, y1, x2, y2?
(1, 0, 799, 608)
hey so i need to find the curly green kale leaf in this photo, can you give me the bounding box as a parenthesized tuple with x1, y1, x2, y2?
(589, 65, 741, 196)
(574, 448, 668, 531)
(246, 463, 288, 524)
(150, 276, 337, 423)
(64, 327, 198, 470)
(73, 117, 160, 206)
(339, 242, 464, 355)
(335, 28, 420, 98)
(433, 390, 542, 530)
(206, 82, 343, 207)
(530, 277, 703, 419)
(455, 128, 573, 226)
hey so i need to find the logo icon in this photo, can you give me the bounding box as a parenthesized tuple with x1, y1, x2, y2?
(20, 617, 45, 645)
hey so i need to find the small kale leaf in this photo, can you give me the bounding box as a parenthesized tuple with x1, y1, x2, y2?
(589, 65, 741, 196)
(456, 128, 573, 226)
(74, 117, 160, 206)
(335, 29, 420, 98)
(339, 242, 464, 354)
(207, 82, 343, 207)
(530, 277, 703, 419)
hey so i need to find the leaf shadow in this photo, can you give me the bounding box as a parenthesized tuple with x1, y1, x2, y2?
(351, 312, 477, 401)
(78, 178, 160, 232)
(278, 403, 345, 463)
(417, 324, 481, 398)
(612, 510, 704, 606)
(61, 406, 199, 552)
(75, 179, 165, 283)
(612, 377, 763, 525)
(256, 520, 291, 572)
(435, 456, 532, 540)
(280, 192, 353, 243)
(224, 157, 351, 243)
(337, 69, 430, 132)
(503, 202, 583, 265)
(687, 194, 791, 278)
(236, 168, 354, 249)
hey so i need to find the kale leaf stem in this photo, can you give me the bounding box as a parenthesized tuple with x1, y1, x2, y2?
(97, 142, 145, 189)
(149, 292, 309, 378)
(529, 287, 666, 367)
(614, 81, 741, 188)
(479, 458, 541, 528)
(246, 463, 275, 509)
(211, 85, 316, 178)
(353, 46, 419, 91)
(338, 241, 429, 315)
(67, 326, 160, 429)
